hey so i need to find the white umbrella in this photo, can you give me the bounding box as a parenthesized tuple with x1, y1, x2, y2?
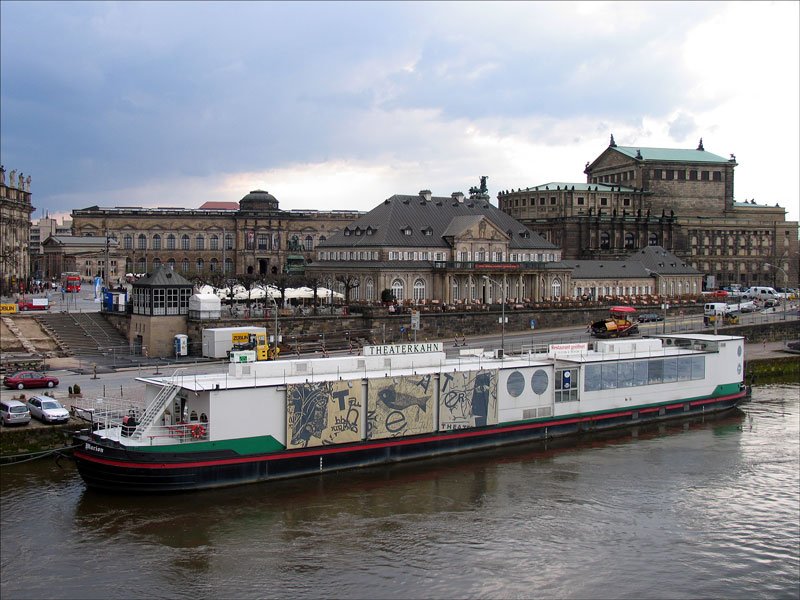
(214, 287, 230, 299)
(197, 284, 214, 295)
(284, 287, 315, 299)
(266, 286, 282, 299)
(318, 286, 345, 299)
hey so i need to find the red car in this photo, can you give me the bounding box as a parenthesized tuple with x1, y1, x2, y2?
(3, 371, 59, 390)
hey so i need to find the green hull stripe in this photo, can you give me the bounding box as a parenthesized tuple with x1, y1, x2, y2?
(135, 435, 285, 455)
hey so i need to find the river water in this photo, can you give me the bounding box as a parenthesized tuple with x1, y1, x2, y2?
(1, 385, 798, 600)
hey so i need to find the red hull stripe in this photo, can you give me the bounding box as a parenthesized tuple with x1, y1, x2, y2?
(74, 391, 745, 471)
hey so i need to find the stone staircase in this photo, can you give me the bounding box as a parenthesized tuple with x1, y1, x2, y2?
(34, 313, 130, 358)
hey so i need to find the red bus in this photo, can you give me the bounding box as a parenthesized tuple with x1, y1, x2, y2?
(61, 273, 81, 293)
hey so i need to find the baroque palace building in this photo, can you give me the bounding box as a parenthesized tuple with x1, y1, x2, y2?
(70, 190, 362, 282)
(307, 189, 567, 305)
(0, 166, 34, 295)
(498, 136, 799, 289)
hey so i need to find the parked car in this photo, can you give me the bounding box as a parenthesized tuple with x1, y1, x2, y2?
(16, 298, 50, 311)
(0, 399, 31, 426)
(638, 312, 664, 323)
(2, 371, 59, 390)
(26, 396, 70, 424)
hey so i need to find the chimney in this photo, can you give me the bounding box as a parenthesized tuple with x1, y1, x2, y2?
(419, 190, 432, 202)
(451, 192, 465, 202)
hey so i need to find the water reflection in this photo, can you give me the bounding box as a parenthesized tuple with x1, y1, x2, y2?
(2, 389, 798, 600)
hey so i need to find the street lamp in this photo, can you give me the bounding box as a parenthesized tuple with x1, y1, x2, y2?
(268, 294, 280, 358)
(482, 274, 506, 356)
(765, 263, 788, 321)
(646, 268, 667, 334)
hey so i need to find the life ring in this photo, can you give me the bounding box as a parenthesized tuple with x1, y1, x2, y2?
(191, 424, 206, 439)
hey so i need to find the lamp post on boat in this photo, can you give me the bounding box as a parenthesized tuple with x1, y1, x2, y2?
(482, 274, 506, 357)
(764, 263, 788, 321)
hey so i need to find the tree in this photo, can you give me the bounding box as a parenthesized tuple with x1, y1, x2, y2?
(381, 288, 395, 304)
(335, 274, 360, 305)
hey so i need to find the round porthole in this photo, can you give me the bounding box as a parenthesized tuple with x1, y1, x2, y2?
(531, 369, 549, 395)
(506, 371, 525, 397)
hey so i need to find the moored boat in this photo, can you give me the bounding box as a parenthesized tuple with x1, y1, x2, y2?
(72, 334, 747, 493)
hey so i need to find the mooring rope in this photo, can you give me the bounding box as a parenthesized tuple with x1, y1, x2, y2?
(0, 443, 82, 466)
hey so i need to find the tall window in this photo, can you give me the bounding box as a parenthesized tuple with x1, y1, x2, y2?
(413, 279, 426, 302)
(624, 232, 635, 249)
(365, 278, 374, 301)
(600, 231, 610, 250)
(196, 258, 204, 272)
(224, 234, 234, 250)
(196, 235, 205, 250)
(167, 234, 176, 250)
(210, 235, 219, 250)
(138, 234, 147, 250)
(152, 234, 161, 250)
(181, 259, 189, 272)
(167, 258, 176, 270)
(391, 279, 405, 302)
(210, 258, 218, 272)
(649, 233, 659, 246)
(124, 235, 133, 250)
(224, 258, 233, 273)
(305, 235, 314, 251)
(181, 235, 190, 250)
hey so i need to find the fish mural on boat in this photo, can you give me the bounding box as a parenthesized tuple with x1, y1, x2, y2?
(286, 380, 362, 448)
(367, 374, 435, 440)
(439, 369, 498, 430)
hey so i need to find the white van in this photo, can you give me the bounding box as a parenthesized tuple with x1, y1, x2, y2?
(742, 286, 780, 304)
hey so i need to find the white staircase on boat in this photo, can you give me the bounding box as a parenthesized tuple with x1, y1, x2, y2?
(130, 381, 180, 440)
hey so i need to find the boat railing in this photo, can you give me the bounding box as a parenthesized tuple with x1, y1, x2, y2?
(139, 422, 211, 445)
(71, 396, 145, 431)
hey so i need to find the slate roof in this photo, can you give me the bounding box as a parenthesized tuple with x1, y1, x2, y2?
(558, 260, 651, 280)
(630, 246, 700, 275)
(612, 146, 730, 164)
(320, 193, 555, 250)
(132, 266, 193, 288)
(560, 246, 699, 280)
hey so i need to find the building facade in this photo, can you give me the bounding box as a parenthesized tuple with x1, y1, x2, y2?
(0, 166, 34, 295)
(70, 190, 362, 282)
(30, 215, 73, 279)
(499, 137, 799, 288)
(40, 236, 123, 284)
(309, 190, 569, 305)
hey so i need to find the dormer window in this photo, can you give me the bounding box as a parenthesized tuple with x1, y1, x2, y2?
(366, 227, 374, 236)
(402, 226, 412, 236)
(354, 227, 362, 236)
(344, 228, 351, 237)
(422, 227, 433, 236)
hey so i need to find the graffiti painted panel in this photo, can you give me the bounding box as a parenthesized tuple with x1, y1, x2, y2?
(439, 370, 498, 431)
(366, 374, 435, 440)
(286, 380, 362, 448)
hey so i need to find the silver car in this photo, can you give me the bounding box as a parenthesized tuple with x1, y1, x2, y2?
(26, 396, 70, 424)
(1, 400, 31, 426)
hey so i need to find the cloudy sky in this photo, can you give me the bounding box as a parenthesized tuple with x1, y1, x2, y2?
(1, 1, 798, 223)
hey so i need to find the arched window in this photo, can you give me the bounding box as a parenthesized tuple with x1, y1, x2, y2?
(551, 278, 562, 299)
(167, 234, 176, 250)
(152, 234, 162, 250)
(167, 258, 176, 270)
(210, 258, 218, 272)
(649, 233, 659, 246)
(196, 234, 205, 250)
(224, 258, 233, 273)
(138, 234, 147, 250)
(181, 234, 190, 250)
(210, 235, 219, 250)
(413, 278, 426, 302)
(152, 258, 161, 269)
(224, 233, 234, 250)
(124, 235, 133, 250)
(305, 235, 314, 251)
(137, 258, 146, 273)
(600, 231, 610, 250)
(624, 232, 635, 249)
(196, 258, 204, 272)
(452, 279, 460, 301)
(365, 278, 374, 301)
(319, 235, 326, 244)
(181, 258, 189, 272)
(391, 279, 405, 302)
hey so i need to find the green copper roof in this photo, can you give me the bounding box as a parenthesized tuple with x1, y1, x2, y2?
(614, 146, 731, 164)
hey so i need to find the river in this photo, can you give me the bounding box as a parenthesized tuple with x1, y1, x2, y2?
(1, 385, 798, 599)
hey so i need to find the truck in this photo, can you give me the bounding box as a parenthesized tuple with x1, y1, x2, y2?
(17, 298, 50, 311)
(201, 326, 269, 359)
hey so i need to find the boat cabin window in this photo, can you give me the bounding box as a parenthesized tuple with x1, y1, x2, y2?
(190, 410, 198, 421)
(555, 368, 579, 403)
(584, 356, 706, 392)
